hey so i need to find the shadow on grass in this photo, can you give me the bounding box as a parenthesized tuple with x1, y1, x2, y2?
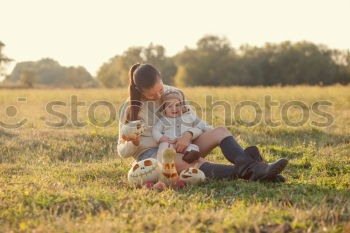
(0, 128, 17, 139)
(173, 179, 350, 209)
(232, 126, 350, 148)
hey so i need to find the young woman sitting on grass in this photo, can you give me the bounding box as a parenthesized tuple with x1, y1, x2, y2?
(117, 63, 288, 182)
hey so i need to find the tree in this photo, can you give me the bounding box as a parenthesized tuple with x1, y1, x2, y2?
(238, 41, 348, 86)
(96, 43, 177, 88)
(7, 58, 94, 87)
(20, 68, 36, 87)
(0, 41, 12, 79)
(174, 35, 238, 86)
(96, 56, 123, 88)
(65, 66, 93, 88)
(142, 43, 177, 85)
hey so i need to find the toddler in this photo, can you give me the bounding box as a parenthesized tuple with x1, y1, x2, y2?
(152, 89, 203, 164)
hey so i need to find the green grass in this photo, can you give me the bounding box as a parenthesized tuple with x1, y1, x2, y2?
(0, 86, 349, 232)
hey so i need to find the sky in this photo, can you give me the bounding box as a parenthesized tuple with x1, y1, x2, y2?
(1, 0, 349, 77)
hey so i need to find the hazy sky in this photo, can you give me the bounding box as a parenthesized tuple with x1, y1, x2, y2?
(1, 0, 349, 76)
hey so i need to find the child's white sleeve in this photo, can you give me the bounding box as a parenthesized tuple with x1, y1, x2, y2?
(186, 127, 203, 140)
(196, 118, 213, 132)
(152, 119, 164, 143)
(184, 106, 213, 138)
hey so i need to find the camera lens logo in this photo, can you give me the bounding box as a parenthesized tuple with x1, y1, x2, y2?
(0, 97, 28, 129)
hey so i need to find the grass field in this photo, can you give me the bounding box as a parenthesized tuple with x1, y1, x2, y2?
(0, 86, 349, 233)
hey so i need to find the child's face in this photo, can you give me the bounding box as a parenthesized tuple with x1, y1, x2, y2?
(164, 99, 183, 118)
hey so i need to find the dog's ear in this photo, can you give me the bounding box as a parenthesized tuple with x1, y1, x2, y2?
(182, 105, 190, 113)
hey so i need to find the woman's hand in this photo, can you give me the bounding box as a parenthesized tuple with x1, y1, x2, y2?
(122, 135, 140, 146)
(175, 131, 193, 153)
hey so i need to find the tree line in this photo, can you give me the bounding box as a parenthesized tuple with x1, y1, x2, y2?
(7, 58, 96, 88)
(1, 36, 350, 88)
(97, 36, 350, 87)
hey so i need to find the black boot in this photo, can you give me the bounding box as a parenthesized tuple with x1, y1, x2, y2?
(237, 156, 288, 181)
(198, 162, 239, 180)
(220, 136, 288, 181)
(244, 146, 286, 182)
(198, 159, 287, 182)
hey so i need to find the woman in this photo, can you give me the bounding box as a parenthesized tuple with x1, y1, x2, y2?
(117, 63, 288, 182)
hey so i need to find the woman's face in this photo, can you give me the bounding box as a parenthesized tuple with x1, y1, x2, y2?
(141, 79, 164, 100)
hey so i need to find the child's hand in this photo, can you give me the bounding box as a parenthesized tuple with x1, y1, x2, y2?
(159, 136, 169, 143)
(175, 132, 192, 153)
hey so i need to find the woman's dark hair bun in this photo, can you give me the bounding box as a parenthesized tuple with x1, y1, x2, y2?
(129, 63, 141, 85)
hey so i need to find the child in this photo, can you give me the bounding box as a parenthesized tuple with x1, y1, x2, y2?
(152, 89, 208, 164)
